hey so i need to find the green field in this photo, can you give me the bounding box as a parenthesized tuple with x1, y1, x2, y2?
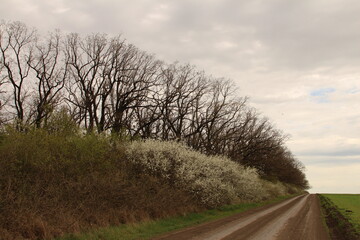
(322, 194, 360, 232)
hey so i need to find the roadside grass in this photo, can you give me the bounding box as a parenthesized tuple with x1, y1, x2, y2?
(323, 194, 360, 233)
(56, 195, 297, 240)
(319, 194, 360, 240)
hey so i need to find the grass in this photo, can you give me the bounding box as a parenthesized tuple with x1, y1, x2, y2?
(322, 194, 360, 232)
(56, 194, 296, 240)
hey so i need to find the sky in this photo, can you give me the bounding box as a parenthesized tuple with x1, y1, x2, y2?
(1, 0, 359, 193)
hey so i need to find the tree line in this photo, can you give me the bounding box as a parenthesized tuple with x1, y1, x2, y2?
(0, 21, 309, 189)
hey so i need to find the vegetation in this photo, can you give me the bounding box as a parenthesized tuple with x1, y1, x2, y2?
(319, 194, 360, 240)
(56, 195, 296, 240)
(323, 195, 360, 233)
(0, 20, 309, 240)
(0, 20, 309, 189)
(0, 123, 200, 239)
(0, 121, 301, 239)
(126, 140, 299, 207)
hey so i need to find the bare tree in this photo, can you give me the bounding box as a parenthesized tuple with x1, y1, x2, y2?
(0, 45, 6, 125)
(28, 31, 68, 128)
(156, 63, 209, 141)
(94, 36, 126, 132)
(200, 79, 242, 154)
(65, 33, 161, 134)
(0, 21, 37, 125)
(130, 85, 163, 138)
(0, 20, 309, 188)
(109, 44, 161, 134)
(65, 33, 109, 132)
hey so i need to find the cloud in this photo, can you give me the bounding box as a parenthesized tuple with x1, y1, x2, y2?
(310, 88, 335, 97)
(299, 155, 360, 169)
(307, 163, 360, 193)
(300, 149, 360, 158)
(346, 87, 360, 94)
(52, 7, 70, 14)
(310, 87, 335, 103)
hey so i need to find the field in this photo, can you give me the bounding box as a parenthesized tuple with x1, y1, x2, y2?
(320, 194, 360, 239)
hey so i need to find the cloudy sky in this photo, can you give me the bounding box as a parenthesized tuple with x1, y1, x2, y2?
(1, 0, 359, 193)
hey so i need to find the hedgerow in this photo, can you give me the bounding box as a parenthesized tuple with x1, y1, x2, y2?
(0, 120, 300, 239)
(125, 140, 293, 207)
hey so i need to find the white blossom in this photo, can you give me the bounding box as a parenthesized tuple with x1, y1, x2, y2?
(125, 140, 295, 207)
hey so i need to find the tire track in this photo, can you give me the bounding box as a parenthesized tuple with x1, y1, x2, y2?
(220, 195, 309, 240)
(153, 194, 330, 240)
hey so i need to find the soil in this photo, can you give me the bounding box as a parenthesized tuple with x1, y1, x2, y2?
(152, 194, 330, 240)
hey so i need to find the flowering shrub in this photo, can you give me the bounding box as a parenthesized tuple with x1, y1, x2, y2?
(260, 180, 288, 200)
(125, 140, 291, 207)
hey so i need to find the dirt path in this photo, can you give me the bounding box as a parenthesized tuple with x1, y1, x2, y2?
(152, 194, 330, 240)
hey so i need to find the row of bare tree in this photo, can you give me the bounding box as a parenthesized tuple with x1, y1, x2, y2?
(0, 21, 309, 189)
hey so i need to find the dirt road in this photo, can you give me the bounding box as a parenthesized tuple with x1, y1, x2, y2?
(153, 194, 330, 240)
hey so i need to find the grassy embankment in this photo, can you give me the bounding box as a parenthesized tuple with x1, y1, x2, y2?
(0, 117, 303, 240)
(319, 194, 360, 240)
(56, 194, 296, 240)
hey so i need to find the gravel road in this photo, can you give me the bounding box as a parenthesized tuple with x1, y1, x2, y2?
(152, 194, 330, 240)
